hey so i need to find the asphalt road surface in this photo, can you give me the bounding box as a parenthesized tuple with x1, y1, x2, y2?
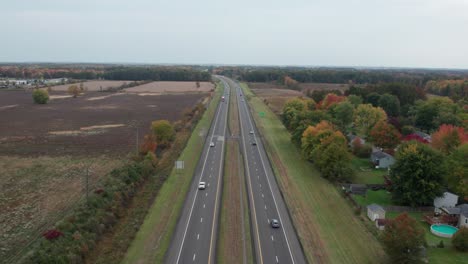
(229, 77, 307, 264)
(165, 77, 230, 264)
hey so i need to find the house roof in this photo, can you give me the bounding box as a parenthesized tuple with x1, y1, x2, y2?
(442, 207, 461, 215)
(367, 203, 385, 213)
(434, 192, 459, 208)
(372, 151, 393, 159)
(350, 184, 367, 195)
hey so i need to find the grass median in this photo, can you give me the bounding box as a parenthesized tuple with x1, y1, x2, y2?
(122, 82, 223, 264)
(240, 83, 387, 264)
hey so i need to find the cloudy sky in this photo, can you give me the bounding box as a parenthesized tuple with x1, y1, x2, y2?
(1, 0, 467, 68)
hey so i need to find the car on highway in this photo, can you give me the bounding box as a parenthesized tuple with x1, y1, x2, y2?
(271, 219, 280, 228)
(198, 182, 206, 190)
(249, 130, 254, 134)
(210, 142, 215, 147)
(251, 141, 257, 146)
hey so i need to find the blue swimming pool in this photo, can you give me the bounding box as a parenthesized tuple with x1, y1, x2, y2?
(430, 224, 458, 238)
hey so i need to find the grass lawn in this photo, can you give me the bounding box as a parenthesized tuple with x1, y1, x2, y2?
(385, 212, 468, 263)
(354, 190, 392, 207)
(240, 83, 387, 263)
(122, 81, 223, 263)
(351, 157, 387, 184)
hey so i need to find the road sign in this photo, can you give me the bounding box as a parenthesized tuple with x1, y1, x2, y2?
(175, 161, 184, 170)
(259, 112, 265, 117)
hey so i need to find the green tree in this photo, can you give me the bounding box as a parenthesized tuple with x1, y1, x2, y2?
(151, 120, 175, 147)
(353, 104, 387, 137)
(381, 213, 426, 264)
(32, 89, 49, 104)
(414, 98, 461, 131)
(452, 227, 468, 252)
(378, 93, 400, 117)
(390, 141, 446, 206)
(347, 94, 363, 106)
(330, 101, 354, 131)
(311, 131, 354, 182)
(282, 98, 308, 130)
(369, 121, 401, 149)
(446, 144, 468, 201)
(366, 92, 381, 107)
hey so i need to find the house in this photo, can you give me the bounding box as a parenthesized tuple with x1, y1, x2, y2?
(367, 203, 385, 221)
(370, 150, 395, 169)
(348, 134, 365, 148)
(415, 131, 432, 143)
(434, 192, 458, 214)
(440, 204, 468, 228)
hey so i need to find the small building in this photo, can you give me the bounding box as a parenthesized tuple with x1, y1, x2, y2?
(370, 150, 395, 169)
(415, 131, 432, 143)
(434, 192, 459, 214)
(347, 184, 368, 196)
(367, 203, 385, 221)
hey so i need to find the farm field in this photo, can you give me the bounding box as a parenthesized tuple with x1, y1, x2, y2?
(0, 90, 206, 156)
(248, 82, 348, 114)
(48, 80, 131, 91)
(124, 81, 214, 94)
(240, 83, 387, 263)
(0, 86, 209, 262)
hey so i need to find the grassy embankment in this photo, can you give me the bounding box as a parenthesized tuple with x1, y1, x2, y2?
(241, 83, 388, 263)
(122, 82, 223, 263)
(217, 80, 253, 264)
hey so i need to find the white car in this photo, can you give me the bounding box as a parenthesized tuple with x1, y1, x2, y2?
(249, 130, 254, 134)
(210, 142, 215, 147)
(198, 182, 206, 190)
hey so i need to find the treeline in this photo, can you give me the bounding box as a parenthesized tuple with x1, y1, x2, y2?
(0, 65, 211, 82)
(425, 79, 468, 101)
(102, 67, 211, 81)
(214, 67, 468, 86)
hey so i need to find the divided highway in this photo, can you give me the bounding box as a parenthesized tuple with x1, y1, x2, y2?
(229, 77, 307, 264)
(165, 78, 230, 264)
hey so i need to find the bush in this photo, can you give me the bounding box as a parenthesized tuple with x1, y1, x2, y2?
(32, 89, 49, 104)
(452, 227, 468, 252)
(42, 229, 63, 240)
(437, 240, 444, 248)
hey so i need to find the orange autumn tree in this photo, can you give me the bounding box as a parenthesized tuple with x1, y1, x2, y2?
(369, 121, 401, 149)
(140, 134, 158, 155)
(301, 120, 335, 160)
(318, 93, 346, 109)
(431, 124, 467, 154)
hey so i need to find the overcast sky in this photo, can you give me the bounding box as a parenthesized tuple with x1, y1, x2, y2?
(2, 0, 468, 68)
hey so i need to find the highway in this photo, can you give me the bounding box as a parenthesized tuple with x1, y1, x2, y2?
(165, 77, 229, 264)
(228, 77, 307, 264)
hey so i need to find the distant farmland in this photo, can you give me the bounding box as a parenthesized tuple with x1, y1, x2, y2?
(124, 81, 214, 94)
(0, 82, 209, 261)
(49, 80, 132, 91)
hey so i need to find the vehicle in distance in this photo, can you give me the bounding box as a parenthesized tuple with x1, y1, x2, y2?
(249, 130, 254, 134)
(198, 182, 206, 190)
(271, 219, 280, 228)
(221, 96, 225, 102)
(210, 142, 215, 147)
(252, 141, 257, 146)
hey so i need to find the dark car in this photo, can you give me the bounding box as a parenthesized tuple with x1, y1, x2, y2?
(271, 219, 280, 228)
(252, 141, 257, 146)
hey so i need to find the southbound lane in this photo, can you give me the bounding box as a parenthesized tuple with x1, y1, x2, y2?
(165, 78, 230, 264)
